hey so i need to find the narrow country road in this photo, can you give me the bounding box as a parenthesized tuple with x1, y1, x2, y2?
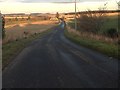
(3, 25, 118, 88)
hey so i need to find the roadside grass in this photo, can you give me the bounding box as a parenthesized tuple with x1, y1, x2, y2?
(2, 26, 56, 70)
(64, 29, 119, 59)
(67, 19, 75, 29)
(65, 15, 119, 59)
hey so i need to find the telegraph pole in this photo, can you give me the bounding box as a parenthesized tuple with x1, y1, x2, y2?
(75, 0, 77, 30)
(52, 0, 78, 30)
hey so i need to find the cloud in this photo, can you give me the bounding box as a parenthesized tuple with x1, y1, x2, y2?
(0, 0, 117, 14)
(21, 0, 75, 3)
(0, 0, 4, 1)
(22, 0, 111, 3)
(0, 0, 111, 3)
(0, 0, 24, 2)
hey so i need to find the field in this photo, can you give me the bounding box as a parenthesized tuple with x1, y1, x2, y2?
(101, 15, 119, 33)
(68, 13, 119, 33)
(3, 20, 57, 44)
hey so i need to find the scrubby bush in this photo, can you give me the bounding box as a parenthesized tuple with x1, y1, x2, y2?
(77, 10, 106, 33)
(27, 15, 31, 20)
(105, 28, 118, 38)
(15, 17, 18, 21)
(2, 16, 5, 39)
(77, 3, 107, 33)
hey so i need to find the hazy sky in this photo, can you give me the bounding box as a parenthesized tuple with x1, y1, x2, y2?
(0, 0, 119, 14)
(0, 0, 116, 3)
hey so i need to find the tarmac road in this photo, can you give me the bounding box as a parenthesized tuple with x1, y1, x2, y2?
(2, 25, 118, 88)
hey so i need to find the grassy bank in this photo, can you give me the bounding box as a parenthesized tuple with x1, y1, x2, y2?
(2, 26, 56, 70)
(64, 29, 119, 59)
(68, 15, 119, 33)
(65, 15, 119, 59)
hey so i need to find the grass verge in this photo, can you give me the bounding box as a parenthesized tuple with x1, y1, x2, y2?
(2, 26, 56, 70)
(64, 29, 119, 59)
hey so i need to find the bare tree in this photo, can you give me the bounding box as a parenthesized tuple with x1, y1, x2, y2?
(77, 3, 107, 33)
(56, 12, 60, 23)
(15, 17, 18, 21)
(116, 0, 120, 9)
(27, 15, 31, 20)
(56, 12, 59, 19)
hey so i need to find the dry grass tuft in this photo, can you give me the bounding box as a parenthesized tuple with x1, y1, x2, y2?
(67, 26, 119, 44)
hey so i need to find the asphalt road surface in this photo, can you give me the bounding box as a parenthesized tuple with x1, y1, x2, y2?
(3, 25, 118, 88)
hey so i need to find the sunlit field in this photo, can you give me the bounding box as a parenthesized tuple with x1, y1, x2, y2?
(3, 19, 57, 44)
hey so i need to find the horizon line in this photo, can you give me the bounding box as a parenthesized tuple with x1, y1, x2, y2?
(1, 9, 119, 14)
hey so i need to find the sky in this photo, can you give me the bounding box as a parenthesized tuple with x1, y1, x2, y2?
(0, 0, 119, 14)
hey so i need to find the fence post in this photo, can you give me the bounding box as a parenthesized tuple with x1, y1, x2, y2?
(0, 11, 2, 90)
(0, 11, 2, 39)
